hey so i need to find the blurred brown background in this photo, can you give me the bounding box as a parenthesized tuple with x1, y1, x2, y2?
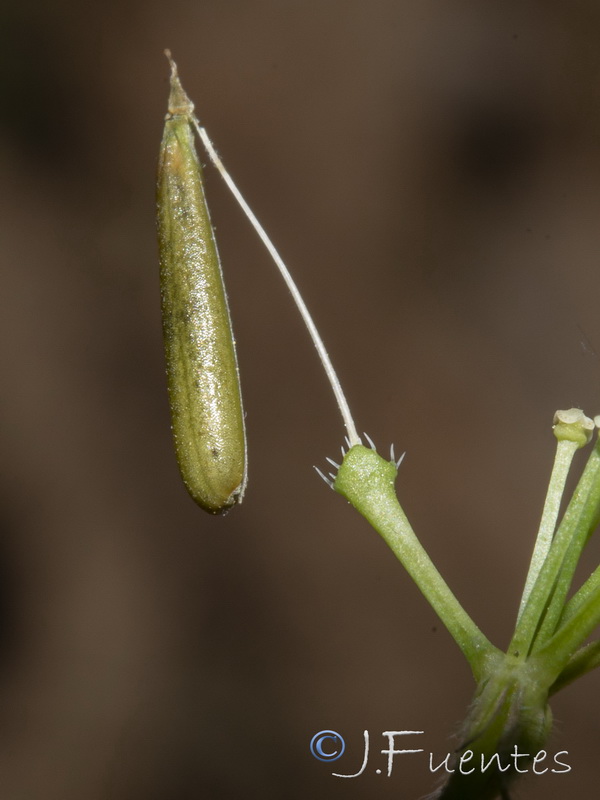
(1, 1, 600, 798)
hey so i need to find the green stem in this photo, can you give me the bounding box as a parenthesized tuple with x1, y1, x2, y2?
(557, 559, 600, 627)
(533, 578, 600, 681)
(517, 439, 578, 621)
(550, 639, 600, 695)
(509, 438, 600, 658)
(532, 439, 600, 650)
(334, 445, 500, 680)
(435, 656, 552, 800)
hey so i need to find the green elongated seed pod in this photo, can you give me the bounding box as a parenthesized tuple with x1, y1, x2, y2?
(157, 56, 247, 513)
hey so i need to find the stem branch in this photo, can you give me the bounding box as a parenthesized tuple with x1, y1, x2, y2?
(517, 439, 578, 620)
(334, 445, 500, 679)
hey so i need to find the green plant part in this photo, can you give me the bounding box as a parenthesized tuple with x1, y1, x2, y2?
(160, 55, 600, 799)
(157, 54, 246, 513)
(518, 408, 595, 620)
(326, 414, 600, 799)
(333, 443, 500, 681)
(428, 657, 554, 800)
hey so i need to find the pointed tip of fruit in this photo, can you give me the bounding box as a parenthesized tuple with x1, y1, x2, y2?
(164, 50, 194, 117)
